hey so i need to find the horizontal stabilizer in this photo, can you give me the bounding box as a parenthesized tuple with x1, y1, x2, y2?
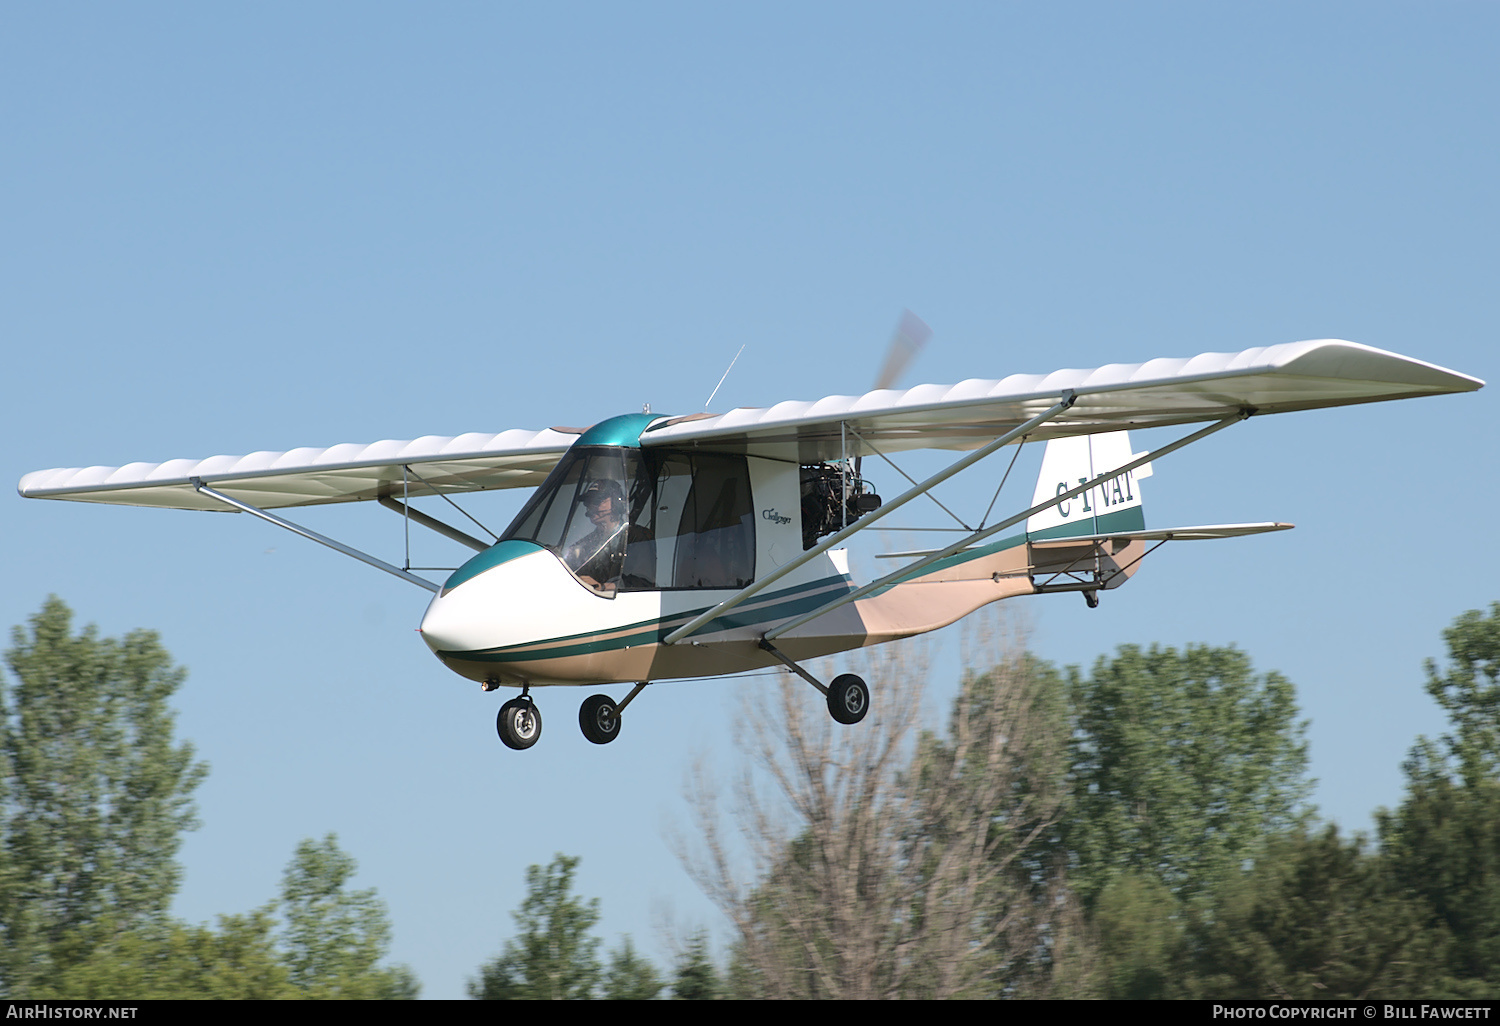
(876, 522, 1293, 559)
(1028, 522, 1294, 546)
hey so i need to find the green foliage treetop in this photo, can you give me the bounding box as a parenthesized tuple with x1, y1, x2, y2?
(1067, 643, 1311, 908)
(0, 598, 416, 999)
(471, 853, 603, 1000)
(0, 596, 208, 995)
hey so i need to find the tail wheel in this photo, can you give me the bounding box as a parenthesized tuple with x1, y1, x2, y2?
(497, 698, 542, 750)
(579, 694, 622, 745)
(827, 674, 869, 725)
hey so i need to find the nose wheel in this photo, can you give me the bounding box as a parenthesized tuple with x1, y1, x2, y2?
(494, 683, 648, 750)
(497, 697, 542, 750)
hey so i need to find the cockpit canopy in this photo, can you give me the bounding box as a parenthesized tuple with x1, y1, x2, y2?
(498, 445, 755, 594)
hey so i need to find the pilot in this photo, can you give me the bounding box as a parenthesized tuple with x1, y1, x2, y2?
(567, 479, 632, 591)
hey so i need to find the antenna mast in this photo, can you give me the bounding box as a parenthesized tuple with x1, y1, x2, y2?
(704, 344, 747, 411)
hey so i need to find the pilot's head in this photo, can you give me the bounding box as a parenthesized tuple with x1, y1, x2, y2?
(581, 479, 625, 526)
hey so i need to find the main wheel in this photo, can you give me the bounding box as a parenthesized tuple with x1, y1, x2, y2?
(497, 698, 542, 750)
(579, 694, 622, 745)
(827, 674, 869, 725)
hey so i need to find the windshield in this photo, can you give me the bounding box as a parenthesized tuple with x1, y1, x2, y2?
(500, 447, 649, 592)
(500, 445, 755, 593)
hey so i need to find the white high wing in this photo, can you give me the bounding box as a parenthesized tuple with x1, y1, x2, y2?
(19, 339, 1483, 750)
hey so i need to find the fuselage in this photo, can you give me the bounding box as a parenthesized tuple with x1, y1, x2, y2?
(417, 414, 867, 685)
(417, 414, 1149, 689)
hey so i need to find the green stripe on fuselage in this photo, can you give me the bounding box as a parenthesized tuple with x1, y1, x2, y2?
(433, 574, 854, 664)
(858, 531, 1028, 598)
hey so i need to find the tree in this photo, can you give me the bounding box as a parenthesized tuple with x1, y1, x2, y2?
(900, 648, 1075, 998)
(1377, 604, 1500, 993)
(42, 836, 420, 1000)
(278, 834, 418, 999)
(0, 597, 208, 996)
(1378, 776, 1500, 993)
(1090, 871, 1183, 999)
(1417, 602, 1500, 788)
(681, 625, 1077, 999)
(470, 854, 603, 1000)
(1065, 643, 1312, 909)
(1182, 826, 1450, 1000)
(31, 911, 297, 1000)
(670, 931, 722, 999)
(601, 936, 662, 1000)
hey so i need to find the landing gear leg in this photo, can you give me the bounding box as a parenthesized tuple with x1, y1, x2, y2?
(758, 639, 870, 725)
(497, 689, 542, 750)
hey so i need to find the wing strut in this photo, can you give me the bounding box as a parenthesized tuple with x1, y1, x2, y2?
(662, 392, 1080, 645)
(377, 496, 489, 552)
(762, 411, 1247, 641)
(191, 479, 442, 594)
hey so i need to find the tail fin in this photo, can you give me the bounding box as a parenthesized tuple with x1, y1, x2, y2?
(1026, 432, 1152, 542)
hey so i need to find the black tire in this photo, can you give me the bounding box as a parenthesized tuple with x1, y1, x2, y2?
(497, 698, 542, 750)
(578, 694, 622, 745)
(827, 674, 869, 725)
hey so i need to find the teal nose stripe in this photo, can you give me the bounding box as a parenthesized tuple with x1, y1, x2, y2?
(442, 540, 545, 593)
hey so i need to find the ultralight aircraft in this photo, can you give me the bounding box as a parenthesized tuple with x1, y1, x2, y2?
(19, 337, 1483, 750)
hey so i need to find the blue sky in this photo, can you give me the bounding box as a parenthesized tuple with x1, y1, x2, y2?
(3, 3, 1496, 998)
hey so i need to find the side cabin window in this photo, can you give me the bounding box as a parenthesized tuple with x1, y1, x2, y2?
(499, 446, 755, 593)
(653, 452, 755, 589)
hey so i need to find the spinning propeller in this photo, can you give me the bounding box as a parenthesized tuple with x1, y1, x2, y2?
(854, 309, 932, 483)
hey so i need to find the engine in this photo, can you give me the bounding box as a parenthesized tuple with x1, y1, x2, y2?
(799, 463, 881, 549)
